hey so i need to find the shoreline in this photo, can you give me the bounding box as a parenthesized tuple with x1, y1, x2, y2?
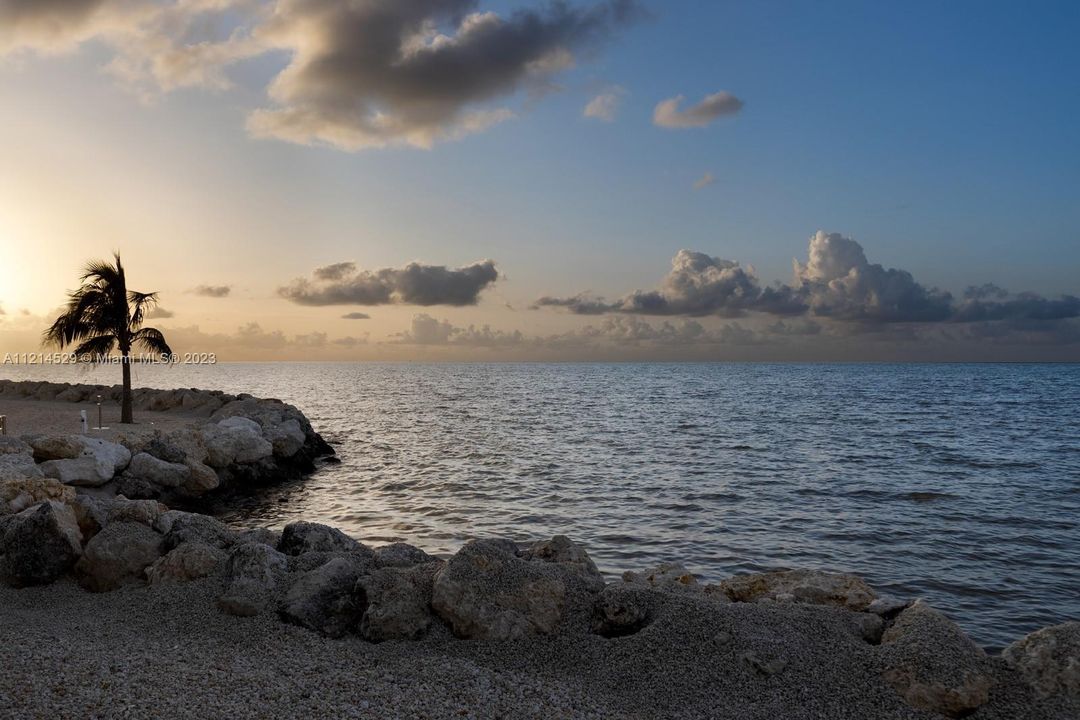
(1, 381, 1078, 717)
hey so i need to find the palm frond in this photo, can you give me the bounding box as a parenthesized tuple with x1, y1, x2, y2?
(132, 327, 173, 357)
(73, 335, 117, 362)
(128, 290, 159, 329)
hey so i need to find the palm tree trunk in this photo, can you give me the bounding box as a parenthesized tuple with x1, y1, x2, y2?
(121, 350, 133, 424)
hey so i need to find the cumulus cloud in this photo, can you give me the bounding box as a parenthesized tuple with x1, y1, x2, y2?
(341, 312, 371, 320)
(395, 313, 524, 346)
(693, 171, 715, 190)
(279, 259, 499, 307)
(653, 91, 743, 129)
(1, 1, 639, 150)
(191, 284, 232, 298)
(147, 306, 175, 319)
(534, 231, 1080, 332)
(247, 0, 641, 150)
(583, 85, 625, 121)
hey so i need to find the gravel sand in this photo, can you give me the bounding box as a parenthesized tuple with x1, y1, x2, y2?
(1, 579, 1074, 719)
(0, 398, 201, 442)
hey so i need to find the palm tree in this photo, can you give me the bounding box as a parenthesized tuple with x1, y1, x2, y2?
(44, 253, 172, 424)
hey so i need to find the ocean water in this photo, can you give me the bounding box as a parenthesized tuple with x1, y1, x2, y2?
(3, 361, 1078, 649)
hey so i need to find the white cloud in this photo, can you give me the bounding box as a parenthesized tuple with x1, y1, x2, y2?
(583, 86, 626, 122)
(653, 91, 743, 129)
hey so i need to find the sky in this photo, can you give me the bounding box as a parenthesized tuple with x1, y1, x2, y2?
(0, 0, 1078, 361)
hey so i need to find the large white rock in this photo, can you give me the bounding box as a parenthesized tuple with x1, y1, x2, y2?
(201, 421, 273, 468)
(0, 452, 43, 482)
(266, 418, 305, 458)
(37, 436, 130, 487)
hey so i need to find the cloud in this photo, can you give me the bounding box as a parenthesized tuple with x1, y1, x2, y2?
(693, 171, 715, 190)
(247, 0, 641, 150)
(341, 312, 371, 320)
(395, 313, 524, 346)
(653, 91, 743, 129)
(147, 306, 175, 319)
(791, 231, 953, 323)
(191, 284, 232, 298)
(583, 85, 625, 122)
(534, 231, 1080, 331)
(2, 1, 639, 150)
(279, 259, 499, 307)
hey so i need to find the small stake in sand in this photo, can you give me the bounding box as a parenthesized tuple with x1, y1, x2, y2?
(80, 410, 88, 434)
(0, 415, 6, 436)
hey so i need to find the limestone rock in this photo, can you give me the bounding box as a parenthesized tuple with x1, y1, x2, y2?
(622, 563, 702, 594)
(106, 497, 168, 527)
(35, 436, 130, 486)
(75, 520, 164, 592)
(0, 501, 83, 587)
(146, 541, 226, 585)
(0, 452, 43, 482)
(279, 521, 365, 555)
(431, 538, 604, 640)
(218, 542, 289, 617)
(718, 569, 876, 610)
(266, 418, 305, 459)
(1, 477, 76, 515)
(201, 420, 273, 468)
(880, 600, 993, 717)
(522, 535, 603, 583)
(160, 511, 237, 550)
(373, 542, 438, 569)
(1003, 621, 1080, 698)
(278, 555, 374, 637)
(124, 452, 190, 489)
(358, 561, 441, 642)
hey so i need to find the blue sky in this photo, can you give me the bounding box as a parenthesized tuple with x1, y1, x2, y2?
(0, 0, 1077, 360)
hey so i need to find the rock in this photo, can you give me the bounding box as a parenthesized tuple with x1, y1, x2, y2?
(278, 555, 374, 637)
(146, 541, 226, 585)
(868, 595, 910, 617)
(431, 538, 604, 641)
(182, 460, 220, 496)
(75, 521, 164, 592)
(266, 418, 305, 458)
(106, 497, 168, 527)
(236, 527, 282, 548)
(373, 542, 438, 569)
(35, 436, 130, 486)
(0, 452, 43, 482)
(202, 421, 273, 468)
(717, 569, 876, 611)
(1, 477, 76, 515)
(522, 535, 603, 582)
(279, 521, 365, 555)
(27, 435, 84, 461)
(0, 501, 83, 587)
(143, 437, 186, 464)
(70, 493, 110, 539)
(0, 437, 33, 456)
(880, 600, 993, 717)
(161, 512, 237, 550)
(358, 562, 441, 642)
(1002, 622, 1080, 698)
(622, 563, 702, 594)
(124, 452, 190, 489)
(218, 542, 289, 617)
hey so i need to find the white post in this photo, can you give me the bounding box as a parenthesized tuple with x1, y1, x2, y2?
(80, 410, 89, 434)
